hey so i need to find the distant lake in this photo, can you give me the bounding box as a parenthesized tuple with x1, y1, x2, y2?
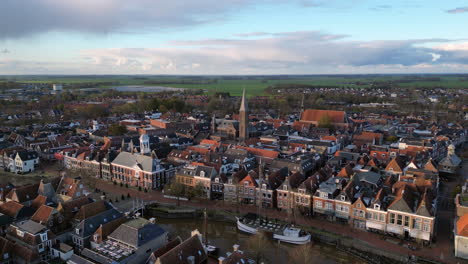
(112, 85, 186, 92)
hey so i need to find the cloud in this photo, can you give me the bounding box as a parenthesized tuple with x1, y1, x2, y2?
(233, 32, 271, 38)
(3, 1, 381, 40)
(0, 49, 10, 54)
(371, 5, 392, 11)
(0, 0, 310, 39)
(446, 7, 468, 14)
(73, 31, 467, 74)
(2, 30, 468, 74)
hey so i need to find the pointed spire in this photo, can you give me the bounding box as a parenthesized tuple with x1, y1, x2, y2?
(301, 93, 305, 112)
(239, 87, 248, 112)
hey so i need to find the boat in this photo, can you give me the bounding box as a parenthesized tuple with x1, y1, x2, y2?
(273, 226, 311, 245)
(202, 208, 219, 256)
(236, 214, 311, 244)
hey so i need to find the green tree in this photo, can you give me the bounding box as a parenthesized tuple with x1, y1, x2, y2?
(318, 114, 333, 130)
(108, 124, 127, 136)
(166, 181, 186, 206)
(188, 183, 205, 199)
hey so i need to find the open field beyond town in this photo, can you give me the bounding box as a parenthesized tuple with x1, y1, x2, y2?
(1, 74, 467, 96)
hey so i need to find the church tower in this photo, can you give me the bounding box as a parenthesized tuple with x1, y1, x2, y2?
(140, 134, 150, 155)
(239, 88, 249, 141)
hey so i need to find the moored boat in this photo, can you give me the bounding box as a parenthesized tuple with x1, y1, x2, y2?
(273, 226, 311, 245)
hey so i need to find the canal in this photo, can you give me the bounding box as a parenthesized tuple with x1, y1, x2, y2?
(157, 218, 363, 264)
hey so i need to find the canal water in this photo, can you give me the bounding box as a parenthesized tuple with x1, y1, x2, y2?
(157, 218, 362, 264)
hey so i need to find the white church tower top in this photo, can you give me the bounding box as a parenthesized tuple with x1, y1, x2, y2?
(140, 134, 150, 155)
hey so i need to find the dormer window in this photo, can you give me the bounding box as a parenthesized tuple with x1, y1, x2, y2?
(262, 184, 267, 190)
(283, 185, 288, 191)
(244, 182, 248, 187)
(76, 228, 80, 235)
(374, 204, 380, 210)
(17, 230, 24, 237)
(341, 195, 345, 201)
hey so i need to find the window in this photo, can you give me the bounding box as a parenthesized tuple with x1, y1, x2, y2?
(423, 223, 430, 232)
(367, 212, 373, 220)
(414, 218, 422, 230)
(341, 195, 345, 201)
(389, 213, 395, 224)
(356, 203, 361, 208)
(17, 230, 24, 237)
(380, 214, 385, 222)
(397, 215, 402, 225)
(374, 204, 380, 210)
(76, 228, 80, 235)
(315, 200, 322, 208)
(326, 203, 333, 211)
(404, 216, 410, 227)
(38, 243, 44, 252)
(40, 233, 48, 242)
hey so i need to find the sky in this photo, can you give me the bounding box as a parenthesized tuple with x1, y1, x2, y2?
(0, 0, 468, 75)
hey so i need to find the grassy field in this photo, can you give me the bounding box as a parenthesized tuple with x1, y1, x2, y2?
(1, 74, 467, 96)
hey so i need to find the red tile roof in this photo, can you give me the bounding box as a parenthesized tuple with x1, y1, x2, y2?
(0, 201, 24, 218)
(300, 109, 346, 123)
(457, 214, 468, 236)
(31, 205, 54, 224)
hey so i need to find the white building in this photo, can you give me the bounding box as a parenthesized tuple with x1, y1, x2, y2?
(9, 150, 40, 173)
(455, 214, 468, 259)
(52, 84, 63, 93)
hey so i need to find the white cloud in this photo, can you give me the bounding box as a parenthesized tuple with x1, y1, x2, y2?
(2, 30, 468, 74)
(446, 7, 468, 14)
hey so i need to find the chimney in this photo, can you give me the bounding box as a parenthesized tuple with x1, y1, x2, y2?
(149, 217, 156, 224)
(233, 244, 240, 252)
(187, 256, 195, 264)
(218, 257, 226, 264)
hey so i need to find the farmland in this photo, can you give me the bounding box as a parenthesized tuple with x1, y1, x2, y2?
(1, 74, 467, 96)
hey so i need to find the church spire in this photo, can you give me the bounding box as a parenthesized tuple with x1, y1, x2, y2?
(240, 87, 248, 112)
(239, 87, 249, 141)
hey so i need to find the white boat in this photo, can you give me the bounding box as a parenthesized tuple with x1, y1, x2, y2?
(237, 214, 311, 244)
(273, 226, 311, 245)
(236, 216, 258, 235)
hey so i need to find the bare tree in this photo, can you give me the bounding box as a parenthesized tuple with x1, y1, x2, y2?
(246, 232, 271, 264)
(288, 243, 316, 264)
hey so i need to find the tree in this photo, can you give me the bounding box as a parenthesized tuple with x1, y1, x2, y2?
(288, 243, 315, 264)
(188, 183, 205, 199)
(108, 124, 127, 136)
(317, 114, 334, 130)
(246, 232, 271, 263)
(166, 182, 186, 206)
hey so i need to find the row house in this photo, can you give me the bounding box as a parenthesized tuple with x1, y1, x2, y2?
(365, 188, 391, 233)
(111, 151, 174, 190)
(313, 176, 348, 220)
(223, 170, 248, 203)
(333, 171, 383, 227)
(6, 220, 56, 263)
(238, 171, 259, 205)
(8, 150, 40, 174)
(293, 166, 333, 215)
(347, 171, 384, 229)
(193, 165, 217, 199)
(386, 182, 436, 244)
(276, 172, 305, 211)
(256, 167, 287, 209)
